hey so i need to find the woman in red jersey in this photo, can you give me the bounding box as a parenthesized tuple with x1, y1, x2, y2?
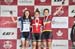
(31, 8, 43, 49)
(41, 9, 53, 49)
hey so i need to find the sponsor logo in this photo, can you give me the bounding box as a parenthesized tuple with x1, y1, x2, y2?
(57, 7, 64, 16)
(54, 7, 64, 16)
(4, 0, 13, 5)
(71, 10, 75, 13)
(10, 11, 13, 15)
(40, 0, 46, 2)
(54, 0, 62, 2)
(2, 32, 14, 35)
(19, 0, 32, 3)
(52, 17, 68, 28)
(56, 30, 63, 36)
(53, 44, 66, 47)
(54, 20, 67, 24)
(3, 41, 12, 49)
(2, 10, 16, 14)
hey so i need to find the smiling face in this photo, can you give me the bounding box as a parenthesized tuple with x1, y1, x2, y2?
(23, 10, 30, 19)
(34, 12, 40, 18)
(44, 10, 49, 16)
(24, 11, 30, 18)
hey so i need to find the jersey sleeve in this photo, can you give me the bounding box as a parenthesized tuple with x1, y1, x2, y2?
(48, 15, 53, 21)
(41, 18, 43, 26)
(18, 17, 21, 21)
(17, 17, 21, 29)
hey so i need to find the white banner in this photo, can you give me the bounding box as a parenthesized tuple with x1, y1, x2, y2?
(69, 5, 75, 17)
(0, 28, 17, 39)
(52, 0, 68, 6)
(52, 40, 68, 49)
(18, 0, 34, 5)
(52, 17, 68, 28)
(1, 5, 17, 16)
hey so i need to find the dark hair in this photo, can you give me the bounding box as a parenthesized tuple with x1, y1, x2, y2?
(74, 16, 75, 20)
(43, 8, 49, 13)
(35, 8, 40, 14)
(22, 10, 31, 20)
(74, 15, 75, 18)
